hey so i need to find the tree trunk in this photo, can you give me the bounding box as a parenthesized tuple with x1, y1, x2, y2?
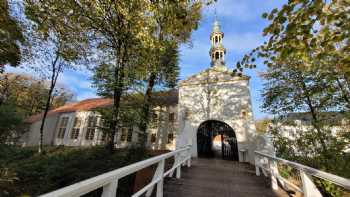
(299, 78, 327, 153)
(108, 56, 125, 153)
(38, 54, 60, 153)
(38, 85, 54, 153)
(139, 72, 157, 148)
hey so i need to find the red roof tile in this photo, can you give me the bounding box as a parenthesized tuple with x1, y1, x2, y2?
(26, 89, 179, 124)
(26, 98, 112, 123)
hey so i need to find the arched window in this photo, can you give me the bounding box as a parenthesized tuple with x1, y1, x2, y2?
(215, 36, 218, 43)
(215, 52, 219, 60)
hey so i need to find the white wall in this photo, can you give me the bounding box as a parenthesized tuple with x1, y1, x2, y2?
(22, 115, 59, 147)
(177, 66, 258, 163)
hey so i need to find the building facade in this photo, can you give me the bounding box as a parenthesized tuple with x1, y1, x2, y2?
(23, 19, 261, 163)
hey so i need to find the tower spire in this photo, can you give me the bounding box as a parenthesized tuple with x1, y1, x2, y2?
(209, 10, 226, 67)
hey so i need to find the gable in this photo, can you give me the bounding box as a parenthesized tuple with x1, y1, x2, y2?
(180, 66, 249, 86)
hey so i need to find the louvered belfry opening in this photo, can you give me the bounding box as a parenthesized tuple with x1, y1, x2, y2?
(197, 120, 239, 161)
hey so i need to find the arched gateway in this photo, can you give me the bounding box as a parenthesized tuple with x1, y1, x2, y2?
(197, 120, 239, 161)
(176, 17, 258, 164)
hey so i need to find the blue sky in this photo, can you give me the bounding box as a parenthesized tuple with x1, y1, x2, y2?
(8, 0, 287, 120)
(179, 0, 286, 119)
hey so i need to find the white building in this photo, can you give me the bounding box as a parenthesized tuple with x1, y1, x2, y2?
(23, 19, 265, 163)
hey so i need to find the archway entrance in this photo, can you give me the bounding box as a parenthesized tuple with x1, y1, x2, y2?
(197, 120, 239, 161)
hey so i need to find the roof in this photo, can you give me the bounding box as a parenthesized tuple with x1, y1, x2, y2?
(26, 98, 113, 123)
(280, 112, 349, 126)
(26, 90, 179, 123)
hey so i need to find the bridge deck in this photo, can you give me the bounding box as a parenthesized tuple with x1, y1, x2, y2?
(162, 158, 289, 197)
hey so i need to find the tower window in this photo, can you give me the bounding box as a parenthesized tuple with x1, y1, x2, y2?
(215, 36, 218, 43)
(215, 52, 219, 60)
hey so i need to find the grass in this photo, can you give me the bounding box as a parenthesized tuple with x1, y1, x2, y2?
(0, 145, 148, 197)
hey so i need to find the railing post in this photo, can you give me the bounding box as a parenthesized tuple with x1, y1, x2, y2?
(255, 155, 260, 176)
(156, 159, 165, 197)
(176, 153, 181, 179)
(102, 179, 118, 197)
(269, 159, 278, 190)
(300, 170, 322, 197)
(187, 148, 192, 167)
(146, 159, 165, 197)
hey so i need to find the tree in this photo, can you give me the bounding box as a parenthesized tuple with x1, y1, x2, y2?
(58, 0, 152, 152)
(0, 73, 74, 116)
(236, 0, 350, 110)
(236, 1, 350, 194)
(0, 0, 25, 73)
(137, 1, 202, 148)
(0, 104, 27, 144)
(24, 0, 84, 153)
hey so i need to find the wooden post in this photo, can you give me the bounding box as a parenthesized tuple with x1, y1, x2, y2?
(102, 179, 118, 197)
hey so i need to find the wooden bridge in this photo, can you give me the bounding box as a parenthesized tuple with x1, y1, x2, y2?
(162, 158, 288, 197)
(39, 145, 350, 197)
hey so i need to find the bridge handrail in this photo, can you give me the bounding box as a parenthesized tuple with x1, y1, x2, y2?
(254, 151, 350, 196)
(39, 145, 192, 197)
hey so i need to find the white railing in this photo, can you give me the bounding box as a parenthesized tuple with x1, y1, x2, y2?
(39, 145, 192, 197)
(255, 151, 350, 197)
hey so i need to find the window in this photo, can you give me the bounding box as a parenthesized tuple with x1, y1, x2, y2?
(215, 52, 219, 60)
(70, 117, 81, 139)
(121, 128, 128, 142)
(215, 36, 218, 43)
(127, 128, 133, 142)
(85, 116, 97, 140)
(152, 111, 158, 120)
(167, 133, 174, 144)
(99, 119, 107, 141)
(150, 133, 157, 143)
(57, 117, 69, 139)
(101, 131, 107, 141)
(169, 113, 175, 122)
(242, 111, 247, 118)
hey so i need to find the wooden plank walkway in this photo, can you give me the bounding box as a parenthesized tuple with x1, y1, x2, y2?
(162, 158, 289, 197)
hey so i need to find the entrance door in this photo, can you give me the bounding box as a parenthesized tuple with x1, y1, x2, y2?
(197, 120, 239, 161)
